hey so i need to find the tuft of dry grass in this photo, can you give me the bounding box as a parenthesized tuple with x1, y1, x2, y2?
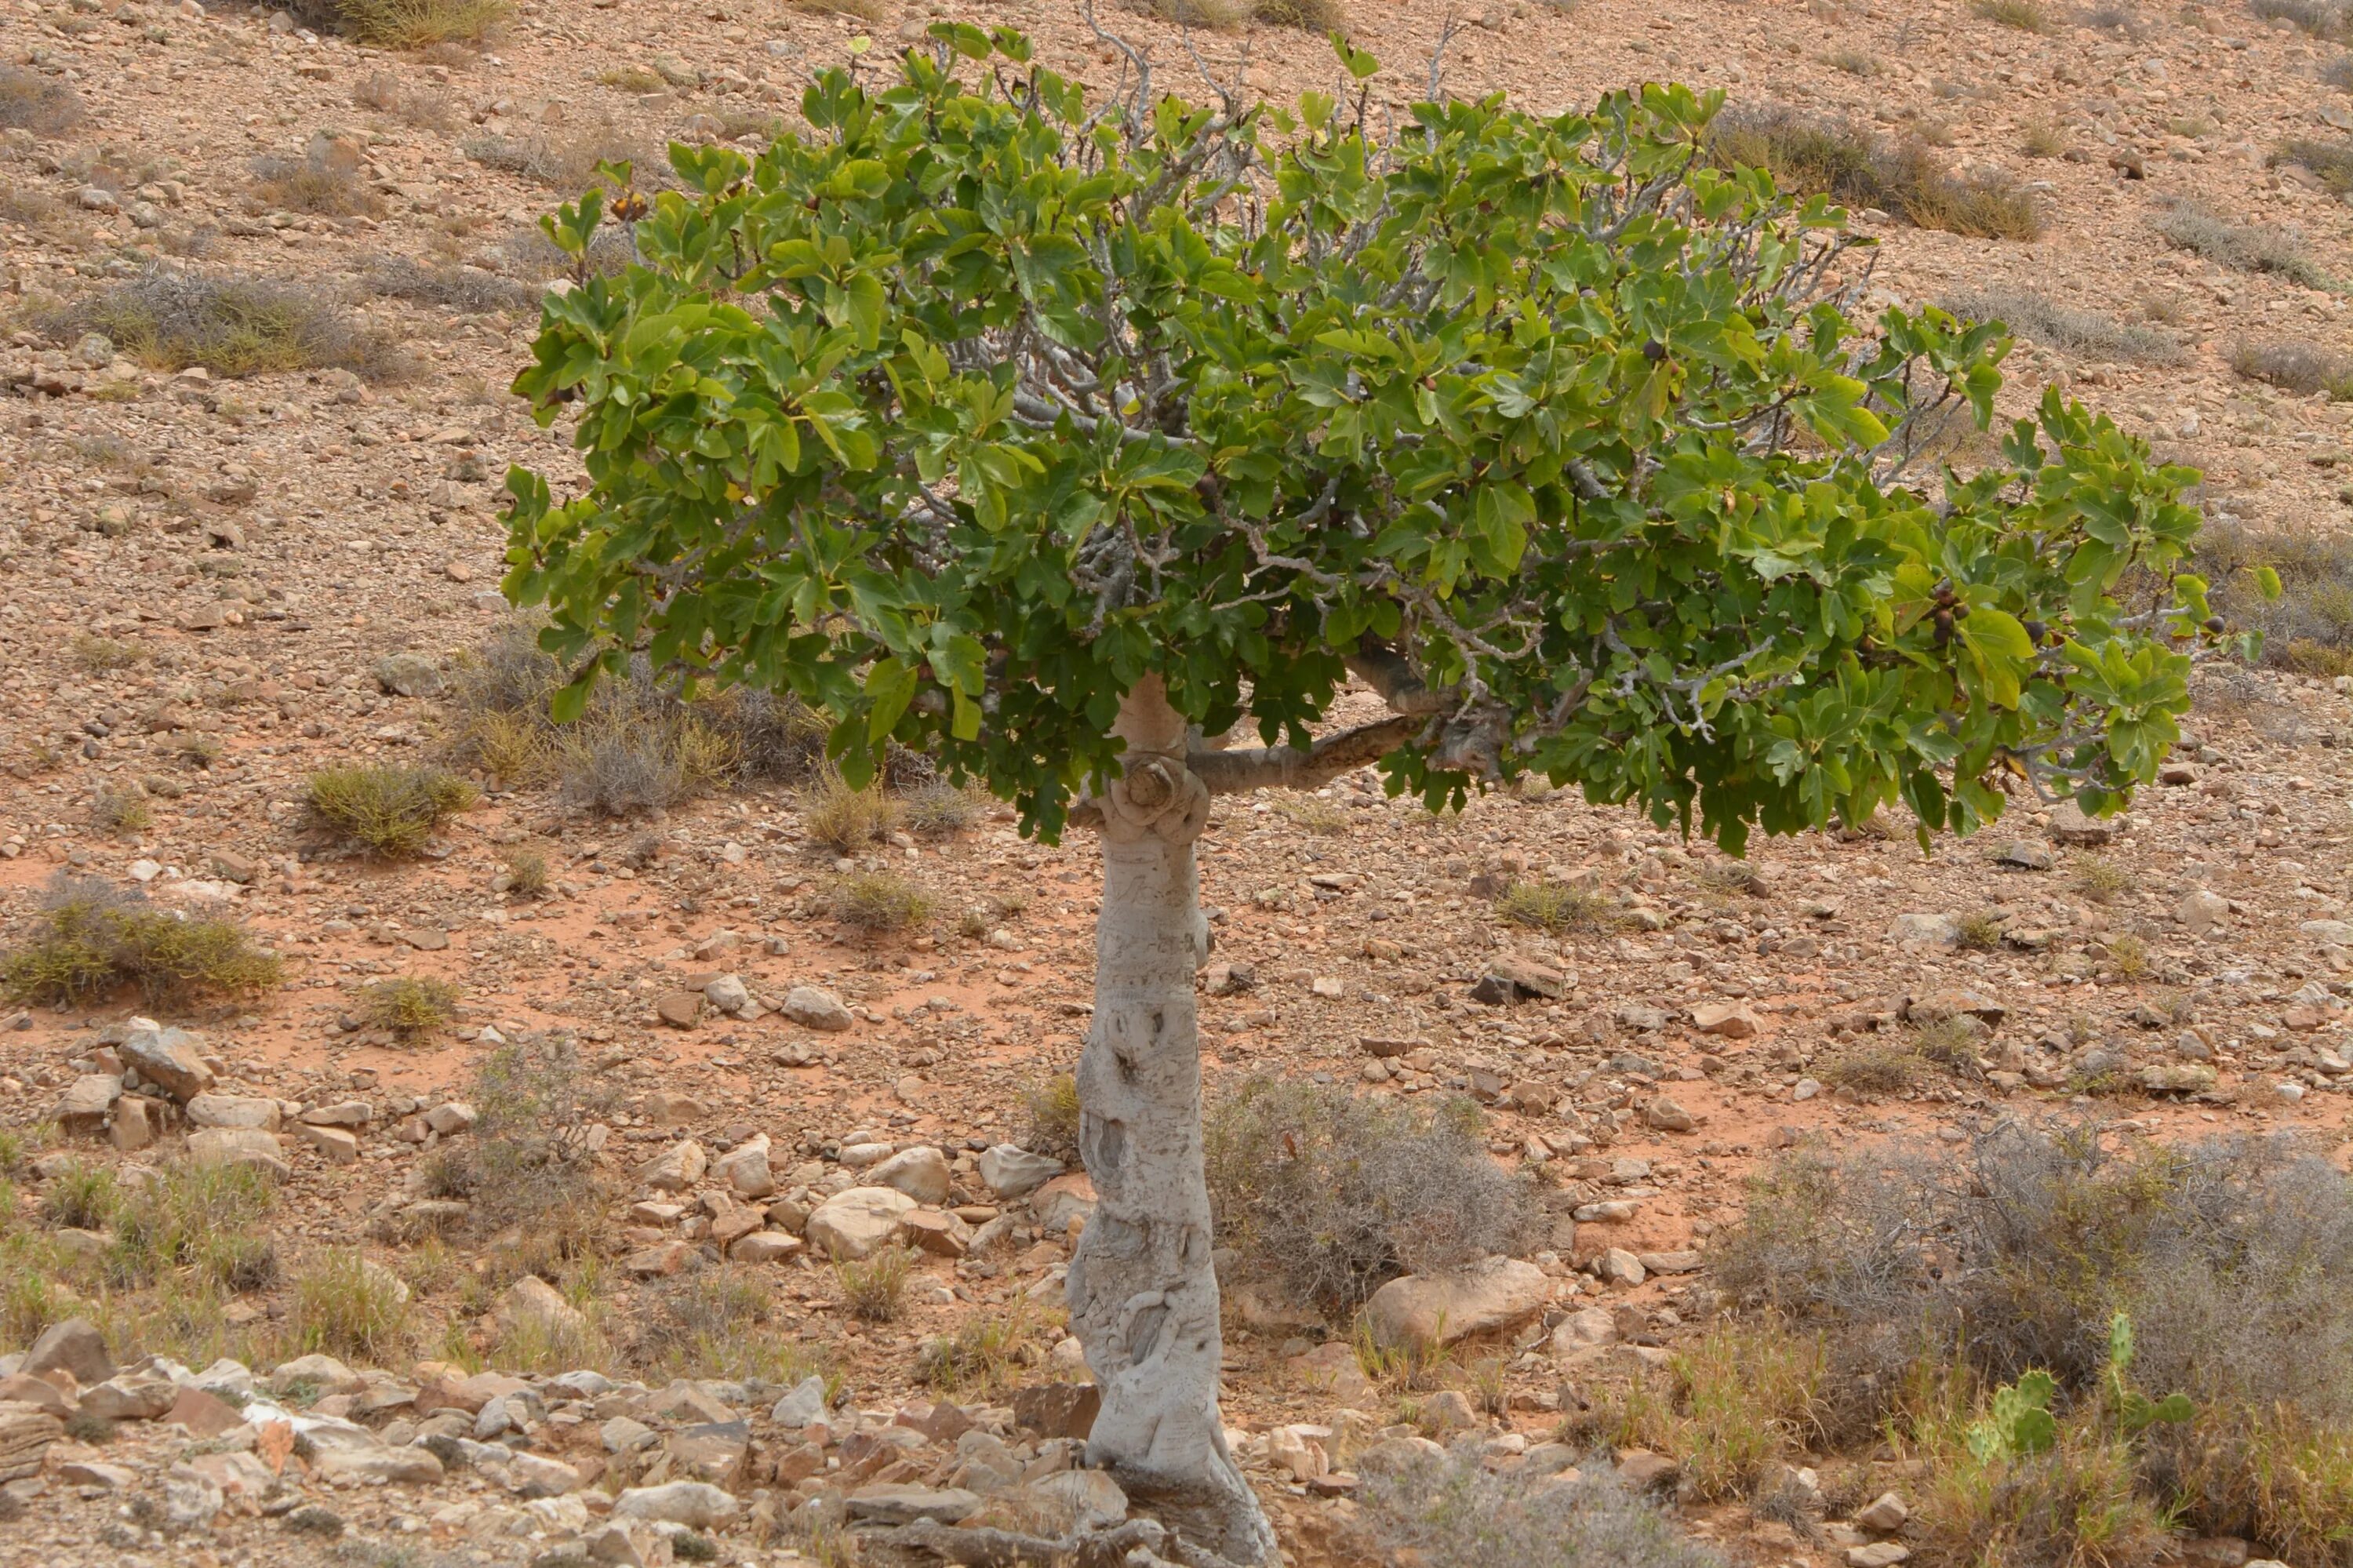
(1024, 1073, 1082, 1162)
(89, 786, 151, 839)
(365, 255, 537, 315)
(289, 1249, 413, 1362)
(2249, 0, 2352, 38)
(1709, 106, 2042, 240)
(1817, 1042, 1926, 1094)
(0, 67, 83, 135)
(838, 1246, 915, 1322)
(43, 271, 409, 382)
(832, 871, 933, 933)
(803, 774, 900, 855)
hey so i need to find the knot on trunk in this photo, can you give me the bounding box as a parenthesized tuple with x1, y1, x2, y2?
(1101, 754, 1209, 846)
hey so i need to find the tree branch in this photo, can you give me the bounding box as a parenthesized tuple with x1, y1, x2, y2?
(1345, 641, 1453, 716)
(1187, 713, 1422, 795)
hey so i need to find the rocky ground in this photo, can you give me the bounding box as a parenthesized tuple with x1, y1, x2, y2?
(3, 0, 2353, 1564)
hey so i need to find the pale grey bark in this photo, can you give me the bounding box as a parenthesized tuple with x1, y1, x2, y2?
(1066, 677, 1275, 1566)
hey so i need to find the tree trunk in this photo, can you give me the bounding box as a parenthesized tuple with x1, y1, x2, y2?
(1066, 678, 1275, 1567)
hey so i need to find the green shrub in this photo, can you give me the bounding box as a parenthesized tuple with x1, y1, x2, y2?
(1205, 1078, 1537, 1320)
(306, 764, 475, 856)
(358, 976, 460, 1040)
(109, 1160, 277, 1292)
(289, 1249, 411, 1362)
(39, 1158, 118, 1231)
(1496, 881, 1613, 933)
(2, 875, 282, 1006)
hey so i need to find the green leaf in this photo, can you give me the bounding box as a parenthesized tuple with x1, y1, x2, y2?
(2256, 565, 2282, 601)
(1332, 31, 1380, 80)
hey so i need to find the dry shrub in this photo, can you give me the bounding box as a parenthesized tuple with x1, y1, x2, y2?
(2155, 204, 2332, 288)
(2228, 338, 2353, 399)
(638, 1267, 829, 1384)
(1715, 1122, 2353, 1560)
(43, 270, 409, 382)
(2198, 518, 2353, 675)
(1816, 1042, 1925, 1093)
(0, 67, 82, 135)
(1709, 106, 2041, 240)
(464, 123, 651, 191)
(1973, 0, 2050, 26)
(250, 136, 382, 218)
(900, 780, 985, 837)
(307, 764, 475, 856)
(1205, 1078, 1537, 1318)
(1354, 1450, 1723, 1568)
(918, 1299, 1055, 1395)
(1944, 288, 2183, 366)
(786, 0, 891, 19)
(442, 621, 823, 810)
(1, 873, 281, 1006)
(426, 1035, 609, 1269)
(2249, 0, 2351, 36)
(310, 0, 511, 47)
(367, 255, 536, 315)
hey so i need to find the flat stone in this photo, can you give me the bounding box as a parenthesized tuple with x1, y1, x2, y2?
(962, 1470, 1126, 1534)
(1286, 1341, 1377, 1406)
(729, 1231, 802, 1264)
(1636, 1250, 1704, 1275)
(0, 1375, 74, 1418)
(1031, 1173, 1096, 1234)
(2178, 889, 2231, 937)
(501, 1275, 587, 1338)
(118, 1022, 214, 1101)
(1597, 1247, 1647, 1286)
(869, 1145, 951, 1205)
(187, 1093, 280, 1130)
(54, 1074, 122, 1133)
(1847, 1546, 1911, 1568)
(0, 1402, 64, 1484)
(1690, 1002, 1758, 1039)
(1364, 1257, 1549, 1346)
(976, 1144, 1064, 1200)
(1642, 1097, 1696, 1133)
(1886, 912, 1958, 948)
(900, 1207, 973, 1257)
(313, 1443, 445, 1486)
(1473, 954, 1568, 1002)
(505, 1452, 584, 1498)
(1906, 988, 2007, 1027)
(623, 1241, 696, 1278)
(711, 1133, 776, 1198)
(781, 985, 855, 1031)
(271, 1354, 364, 1396)
(664, 1420, 750, 1485)
(373, 653, 445, 698)
(187, 1126, 289, 1181)
(24, 1319, 114, 1386)
(79, 1371, 177, 1421)
(1994, 839, 2055, 870)
(294, 1122, 360, 1163)
(636, 1139, 707, 1194)
(806, 1186, 918, 1260)
(300, 1101, 373, 1127)
(654, 991, 704, 1029)
(846, 1483, 981, 1526)
(111, 1094, 160, 1153)
(2300, 919, 2353, 948)
(613, 1480, 740, 1528)
(165, 1386, 246, 1438)
(2047, 802, 2117, 846)
(1011, 1382, 1100, 1441)
(1856, 1490, 1911, 1531)
(57, 1460, 138, 1488)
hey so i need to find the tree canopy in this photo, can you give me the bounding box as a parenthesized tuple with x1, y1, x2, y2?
(504, 27, 2225, 849)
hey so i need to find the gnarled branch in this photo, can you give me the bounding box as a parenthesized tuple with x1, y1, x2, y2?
(1186, 713, 1423, 795)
